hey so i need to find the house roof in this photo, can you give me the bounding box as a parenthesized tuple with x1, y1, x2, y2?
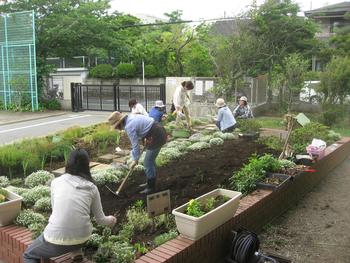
(305, 2, 350, 16)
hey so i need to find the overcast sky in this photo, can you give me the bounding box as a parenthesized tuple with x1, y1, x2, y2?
(110, 0, 346, 20)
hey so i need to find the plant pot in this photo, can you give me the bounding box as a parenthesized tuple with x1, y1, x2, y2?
(256, 173, 291, 191)
(0, 189, 23, 227)
(238, 132, 260, 140)
(172, 189, 242, 241)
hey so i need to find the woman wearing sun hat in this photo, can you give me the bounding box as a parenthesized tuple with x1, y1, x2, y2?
(215, 98, 237, 133)
(108, 111, 167, 194)
(233, 96, 254, 119)
(149, 100, 166, 123)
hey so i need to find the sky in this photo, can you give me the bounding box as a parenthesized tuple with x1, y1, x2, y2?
(110, 0, 347, 21)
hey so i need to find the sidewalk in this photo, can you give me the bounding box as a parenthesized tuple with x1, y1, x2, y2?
(0, 110, 68, 126)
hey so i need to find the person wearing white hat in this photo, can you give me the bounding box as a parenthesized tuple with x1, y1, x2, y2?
(149, 100, 166, 123)
(233, 96, 254, 119)
(108, 111, 167, 194)
(215, 98, 237, 133)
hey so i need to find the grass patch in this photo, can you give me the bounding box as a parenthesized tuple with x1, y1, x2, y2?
(256, 117, 284, 129)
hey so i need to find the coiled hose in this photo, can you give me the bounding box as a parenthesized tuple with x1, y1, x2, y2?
(229, 230, 260, 263)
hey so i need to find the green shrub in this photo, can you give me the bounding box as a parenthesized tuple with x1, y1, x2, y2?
(213, 131, 236, 140)
(199, 135, 214, 143)
(34, 197, 52, 212)
(0, 188, 7, 203)
(156, 148, 183, 167)
(25, 170, 55, 188)
(172, 129, 191, 138)
(229, 154, 281, 194)
(186, 199, 205, 217)
(84, 124, 120, 145)
(22, 185, 51, 207)
(61, 127, 84, 142)
(209, 137, 224, 146)
(257, 136, 284, 151)
(165, 140, 191, 152)
(290, 122, 330, 154)
(91, 167, 126, 186)
(6, 186, 29, 196)
(154, 230, 178, 246)
(41, 99, 61, 110)
(0, 176, 10, 187)
(188, 142, 210, 151)
(144, 65, 158, 78)
(328, 130, 342, 141)
(237, 119, 262, 133)
(89, 64, 114, 79)
(93, 241, 135, 263)
(125, 205, 152, 232)
(278, 159, 296, 169)
(28, 222, 47, 238)
(15, 209, 47, 228)
(115, 63, 136, 78)
(87, 233, 103, 247)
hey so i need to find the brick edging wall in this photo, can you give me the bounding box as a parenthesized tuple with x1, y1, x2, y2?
(136, 138, 350, 263)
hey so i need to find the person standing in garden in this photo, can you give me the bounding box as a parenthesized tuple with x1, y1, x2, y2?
(233, 96, 254, 119)
(129, 99, 148, 116)
(173, 80, 194, 128)
(23, 149, 117, 263)
(149, 100, 166, 123)
(108, 111, 167, 194)
(215, 98, 237, 133)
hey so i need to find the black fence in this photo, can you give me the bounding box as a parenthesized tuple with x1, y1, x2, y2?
(71, 83, 166, 112)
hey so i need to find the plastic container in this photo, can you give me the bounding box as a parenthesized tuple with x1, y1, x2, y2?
(172, 189, 242, 240)
(0, 190, 23, 227)
(306, 145, 325, 160)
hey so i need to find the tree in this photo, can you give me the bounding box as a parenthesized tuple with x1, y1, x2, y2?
(319, 56, 350, 104)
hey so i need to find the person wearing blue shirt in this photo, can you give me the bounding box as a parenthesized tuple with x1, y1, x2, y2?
(108, 111, 167, 194)
(215, 98, 237, 133)
(149, 100, 166, 122)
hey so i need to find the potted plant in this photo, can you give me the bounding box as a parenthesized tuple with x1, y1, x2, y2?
(256, 173, 291, 191)
(172, 189, 242, 240)
(237, 119, 262, 140)
(0, 187, 23, 226)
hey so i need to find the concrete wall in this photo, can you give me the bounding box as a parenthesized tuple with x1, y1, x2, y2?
(84, 77, 165, 86)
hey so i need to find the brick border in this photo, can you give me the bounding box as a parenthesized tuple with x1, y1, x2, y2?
(1, 139, 349, 263)
(136, 138, 350, 263)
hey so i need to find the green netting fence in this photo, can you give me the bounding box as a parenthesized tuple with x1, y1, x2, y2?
(0, 10, 38, 111)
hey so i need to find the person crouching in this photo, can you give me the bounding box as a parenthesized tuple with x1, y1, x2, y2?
(215, 98, 237, 133)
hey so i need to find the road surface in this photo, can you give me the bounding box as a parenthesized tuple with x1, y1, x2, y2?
(0, 111, 111, 145)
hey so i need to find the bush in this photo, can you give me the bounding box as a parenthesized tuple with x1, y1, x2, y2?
(34, 197, 52, 212)
(6, 186, 29, 196)
(237, 119, 262, 133)
(229, 154, 281, 194)
(41, 99, 61, 110)
(125, 205, 152, 232)
(93, 241, 135, 263)
(213, 131, 236, 140)
(290, 122, 330, 154)
(165, 140, 191, 152)
(115, 63, 136, 78)
(172, 129, 191, 138)
(209, 137, 224, 146)
(25, 170, 55, 188)
(156, 147, 183, 167)
(199, 135, 214, 143)
(154, 230, 178, 246)
(83, 124, 120, 145)
(257, 136, 284, 151)
(22, 185, 51, 207)
(188, 142, 210, 151)
(89, 64, 114, 79)
(91, 167, 126, 186)
(15, 209, 47, 227)
(0, 176, 10, 187)
(87, 233, 103, 247)
(144, 65, 159, 78)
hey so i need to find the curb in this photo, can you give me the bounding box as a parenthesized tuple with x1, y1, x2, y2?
(0, 112, 68, 126)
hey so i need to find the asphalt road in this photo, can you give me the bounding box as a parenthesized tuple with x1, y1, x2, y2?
(0, 111, 111, 145)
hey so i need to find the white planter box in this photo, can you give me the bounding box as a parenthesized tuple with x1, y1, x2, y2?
(172, 188, 242, 241)
(0, 190, 23, 227)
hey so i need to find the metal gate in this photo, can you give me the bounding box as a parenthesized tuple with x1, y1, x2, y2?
(71, 83, 166, 112)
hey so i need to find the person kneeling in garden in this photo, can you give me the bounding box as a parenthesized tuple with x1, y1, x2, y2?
(215, 98, 237, 133)
(108, 111, 167, 194)
(149, 100, 166, 123)
(233, 96, 254, 119)
(23, 149, 117, 263)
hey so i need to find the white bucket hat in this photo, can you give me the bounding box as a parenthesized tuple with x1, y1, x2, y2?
(155, 100, 165, 108)
(215, 98, 226, 108)
(239, 96, 248, 102)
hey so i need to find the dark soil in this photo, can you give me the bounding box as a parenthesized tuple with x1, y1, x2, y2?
(99, 138, 276, 218)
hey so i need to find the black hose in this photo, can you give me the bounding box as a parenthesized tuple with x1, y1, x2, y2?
(230, 230, 260, 263)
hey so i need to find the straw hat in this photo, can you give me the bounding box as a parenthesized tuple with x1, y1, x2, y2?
(239, 96, 248, 102)
(155, 100, 165, 108)
(108, 111, 127, 130)
(215, 98, 226, 107)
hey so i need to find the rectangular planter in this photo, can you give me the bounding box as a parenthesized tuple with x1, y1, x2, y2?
(257, 173, 291, 191)
(172, 188, 242, 241)
(0, 189, 23, 227)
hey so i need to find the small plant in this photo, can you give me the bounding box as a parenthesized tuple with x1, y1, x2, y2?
(25, 170, 55, 188)
(172, 129, 191, 138)
(156, 147, 183, 166)
(0, 188, 7, 203)
(0, 176, 10, 187)
(93, 241, 135, 263)
(188, 142, 210, 151)
(15, 209, 47, 228)
(34, 197, 52, 212)
(257, 136, 284, 151)
(28, 222, 46, 238)
(154, 230, 178, 246)
(204, 197, 215, 212)
(125, 204, 152, 232)
(278, 159, 296, 169)
(199, 135, 214, 143)
(22, 185, 51, 207)
(209, 137, 224, 146)
(134, 242, 149, 256)
(213, 131, 236, 140)
(166, 140, 191, 152)
(9, 178, 24, 187)
(91, 167, 126, 185)
(237, 119, 262, 133)
(186, 199, 205, 217)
